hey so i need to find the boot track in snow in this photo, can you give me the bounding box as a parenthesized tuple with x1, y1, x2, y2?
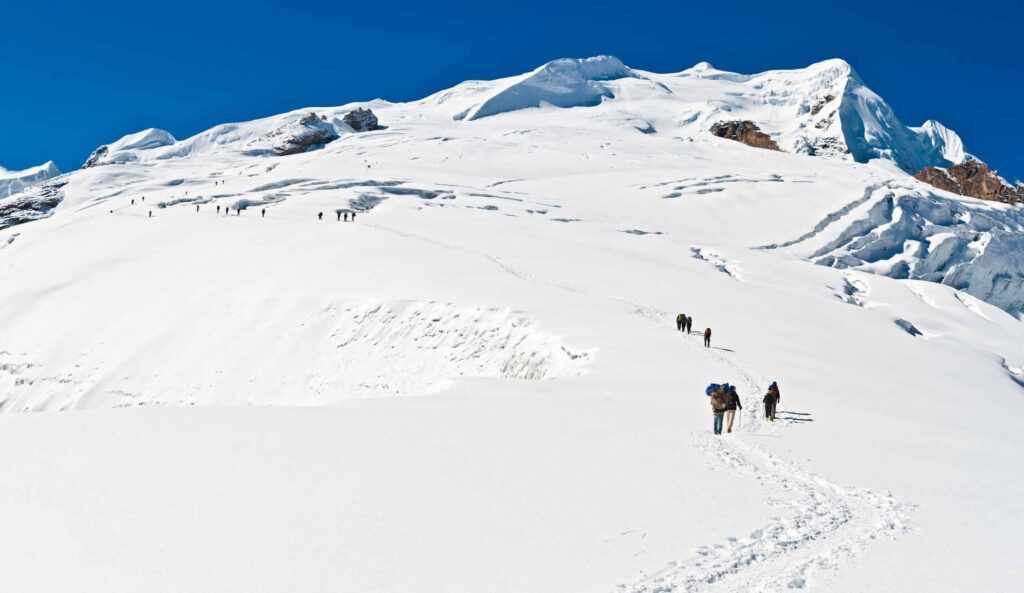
(365, 220, 914, 592)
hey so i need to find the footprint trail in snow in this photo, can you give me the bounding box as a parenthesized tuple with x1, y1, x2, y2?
(364, 220, 914, 592)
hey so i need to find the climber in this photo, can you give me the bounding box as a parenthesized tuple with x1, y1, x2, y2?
(216, 205, 221, 214)
(351, 212, 357, 221)
(704, 327, 712, 348)
(318, 212, 323, 221)
(724, 385, 742, 433)
(676, 313, 685, 332)
(686, 316, 693, 333)
(262, 208, 266, 218)
(710, 385, 727, 435)
(196, 204, 200, 212)
(764, 382, 781, 421)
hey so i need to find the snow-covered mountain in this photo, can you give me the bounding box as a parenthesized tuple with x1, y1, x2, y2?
(0, 160, 60, 197)
(1, 56, 1022, 593)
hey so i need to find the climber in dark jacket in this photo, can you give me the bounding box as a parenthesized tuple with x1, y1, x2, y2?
(703, 327, 712, 347)
(764, 382, 781, 421)
(724, 386, 742, 433)
(686, 316, 693, 333)
(676, 313, 685, 332)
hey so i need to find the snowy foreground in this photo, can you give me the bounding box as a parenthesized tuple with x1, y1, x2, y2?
(1, 57, 1023, 592)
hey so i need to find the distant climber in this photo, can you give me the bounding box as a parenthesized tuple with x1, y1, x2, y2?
(710, 385, 727, 435)
(686, 316, 693, 333)
(148, 210, 153, 218)
(262, 208, 266, 218)
(318, 212, 323, 221)
(764, 382, 781, 421)
(343, 212, 348, 222)
(131, 198, 135, 205)
(704, 327, 712, 348)
(216, 205, 221, 214)
(676, 313, 685, 332)
(724, 385, 742, 433)
(196, 204, 200, 212)
(351, 212, 357, 221)
(141, 196, 145, 202)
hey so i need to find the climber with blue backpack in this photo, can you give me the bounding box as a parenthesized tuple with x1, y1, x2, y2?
(707, 383, 729, 435)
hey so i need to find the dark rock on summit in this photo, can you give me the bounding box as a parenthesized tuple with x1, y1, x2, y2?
(343, 108, 385, 132)
(81, 145, 109, 169)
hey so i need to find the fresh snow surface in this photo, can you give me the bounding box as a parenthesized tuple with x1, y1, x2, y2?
(1, 56, 1023, 593)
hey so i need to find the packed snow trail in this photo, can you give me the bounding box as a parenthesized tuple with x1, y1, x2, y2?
(364, 219, 913, 592)
(623, 434, 911, 593)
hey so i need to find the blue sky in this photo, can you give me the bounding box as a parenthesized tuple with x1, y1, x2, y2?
(2, 0, 1020, 180)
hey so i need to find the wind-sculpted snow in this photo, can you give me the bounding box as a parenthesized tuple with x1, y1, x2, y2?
(0, 301, 589, 411)
(466, 56, 636, 120)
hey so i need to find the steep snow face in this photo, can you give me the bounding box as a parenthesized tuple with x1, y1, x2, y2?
(0, 161, 60, 197)
(838, 78, 966, 172)
(912, 120, 968, 165)
(465, 56, 636, 120)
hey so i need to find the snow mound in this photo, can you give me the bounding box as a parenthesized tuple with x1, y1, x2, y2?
(466, 56, 636, 120)
(0, 161, 60, 198)
(82, 128, 176, 167)
(108, 128, 177, 152)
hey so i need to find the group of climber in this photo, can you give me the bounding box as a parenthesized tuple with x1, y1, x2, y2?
(318, 211, 357, 221)
(706, 381, 781, 435)
(121, 196, 362, 222)
(676, 312, 712, 347)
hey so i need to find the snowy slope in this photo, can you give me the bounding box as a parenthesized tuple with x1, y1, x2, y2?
(0, 56, 1022, 593)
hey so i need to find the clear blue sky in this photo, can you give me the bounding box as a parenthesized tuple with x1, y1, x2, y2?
(2, 0, 1020, 180)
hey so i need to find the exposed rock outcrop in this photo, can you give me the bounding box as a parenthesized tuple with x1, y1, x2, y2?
(269, 112, 340, 156)
(710, 121, 781, 151)
(0, 178, 67, 231)
(915, 161, 1022, 205)
(343, 108, 385, 132)
(81, 145, 109, 169)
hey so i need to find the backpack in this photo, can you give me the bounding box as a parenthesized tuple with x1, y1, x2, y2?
(710, 389, 727, 412)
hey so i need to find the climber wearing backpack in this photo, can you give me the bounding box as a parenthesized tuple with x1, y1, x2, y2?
(686, 316, 693, 333)
(710, 385, 727, 435)
(676, 313, 685, 332)
(764, 382, 781, 421)
(704, 327, 712, 347)
(724, 385, 742, 433)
